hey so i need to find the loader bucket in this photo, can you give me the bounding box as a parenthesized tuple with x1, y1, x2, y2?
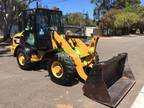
(83, 53, 135, 108)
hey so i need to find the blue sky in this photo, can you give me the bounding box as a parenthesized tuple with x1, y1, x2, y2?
(30, 0, 144, 19)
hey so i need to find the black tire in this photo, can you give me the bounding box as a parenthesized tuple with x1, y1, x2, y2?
(95, 51, 99, 63)
(16, 48, 31, 70)
(48, 52, 78, 86)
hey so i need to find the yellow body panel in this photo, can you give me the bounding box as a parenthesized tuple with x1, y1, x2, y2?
(10, 32, 24, 55)
(30, 54, 42, 62)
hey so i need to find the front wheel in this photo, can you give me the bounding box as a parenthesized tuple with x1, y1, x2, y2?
(48, 52, 78, 86)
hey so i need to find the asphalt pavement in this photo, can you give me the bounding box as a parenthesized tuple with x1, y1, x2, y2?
(0, 36, 144, 108)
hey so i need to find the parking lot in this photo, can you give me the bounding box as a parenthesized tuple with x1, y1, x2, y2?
(0, 36, 144, 108)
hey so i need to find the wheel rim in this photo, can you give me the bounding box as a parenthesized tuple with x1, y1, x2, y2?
(18, 53, 25, 66)
(51, 61, 64, 78)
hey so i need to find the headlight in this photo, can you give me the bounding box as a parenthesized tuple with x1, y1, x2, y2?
(14, 38, 20, 44)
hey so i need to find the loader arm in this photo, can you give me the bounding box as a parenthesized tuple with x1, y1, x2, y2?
(52, 32, 99, 80)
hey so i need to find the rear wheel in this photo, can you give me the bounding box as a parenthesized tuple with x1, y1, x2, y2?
(48, 52, 78, 86)
(16, 48, 31, 70)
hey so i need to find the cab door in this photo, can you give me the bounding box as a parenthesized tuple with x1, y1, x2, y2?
(23, 10, 36, 48)
(35, 10, 53, 50)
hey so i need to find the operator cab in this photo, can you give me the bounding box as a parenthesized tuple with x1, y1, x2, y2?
(19, 8, 64, 50)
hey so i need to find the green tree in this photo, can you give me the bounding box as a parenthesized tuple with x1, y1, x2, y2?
(112, 0, 141, 9)
(64, 12, 85, 26)
(99, 8, 122, 29)
(122, 4, 144, 33)
(91, 0, 111, 22)
(0, 0, 38, 41)
(114, 12, 139, 28)
(137, 7, 144, 33)
(84, 12, 90, 26)
(91, 0, 141, 22)
(64, 12, 96, 26)
(91, 0, 144, 35)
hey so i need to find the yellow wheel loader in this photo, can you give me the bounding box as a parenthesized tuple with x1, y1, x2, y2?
(11, 8, 135, 107)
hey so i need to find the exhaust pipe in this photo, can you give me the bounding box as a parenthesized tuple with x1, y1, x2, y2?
(83, 53, 135, 107)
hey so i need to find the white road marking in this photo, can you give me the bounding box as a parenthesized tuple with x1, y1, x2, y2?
(131, 86, 144, 108)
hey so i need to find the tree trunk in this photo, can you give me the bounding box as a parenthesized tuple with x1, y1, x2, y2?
(122, 28, 125, 35)
(3, 32, 10, 41)
(127, 27, 130, 35)
(140, 28, 143, 34)
(3, 25, 11, 41)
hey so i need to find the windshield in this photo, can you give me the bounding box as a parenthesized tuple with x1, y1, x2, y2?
(36, 10, 64, 34)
